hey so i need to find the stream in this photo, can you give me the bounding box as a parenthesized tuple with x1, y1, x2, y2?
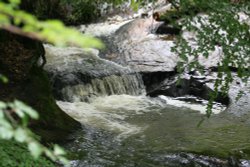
(44, 6, 250, 167)
(59, 95, 250, 167)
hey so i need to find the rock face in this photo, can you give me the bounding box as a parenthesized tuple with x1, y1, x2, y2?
(94, 17, 229, 105)
(105, 18, 178, 73)
(146, 72, 230, 105)
(100, 17, 224, 73)
(0, 30, 80, 141)
(44, 45, 145, 102)
(227, 78, 250, 116)
(0, 30, 41, 82)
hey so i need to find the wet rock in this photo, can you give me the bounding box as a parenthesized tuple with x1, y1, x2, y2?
(226, 78, 250, 117)
(151, 153, 230, 167)
(81, 15, 246, 111)
(146, 72, 229, 105)
(155, 24, 181, 35)
(141, 71, 176, 92)
(100, 16, 224, 73)
(110, 18, 178, 73)
(44, 45, 145, 102)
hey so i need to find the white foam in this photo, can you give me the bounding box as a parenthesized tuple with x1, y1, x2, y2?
(158, 95, 225, 114)
(79, 20, 132, 37)
(58, 94, 225, 140)
(57, 95, 161, 138)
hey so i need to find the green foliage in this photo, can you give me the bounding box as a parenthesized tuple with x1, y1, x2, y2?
(0, 74, 8, 83)
(168, 0, 250, 116)
(0, 140, 55, 167)
(0, 0, 152, 165)
(0, 0, 104, 48)
(0, 0, 105, 165)
(0, 99, 69, 165)
(61, 0, 101, 24)
(60, 0, 154, 23)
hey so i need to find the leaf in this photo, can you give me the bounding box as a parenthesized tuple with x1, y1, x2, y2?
(59, 157, 70, 167)
(0, 111, 4, 118)
(0, 127, 14, 139)
(0, 101, 7, 110)
(54, 145, 66, 156)
(28, 142, 43, 159)
(0, 118, 12, 128)
(15, 108, 25, 118)
(44, 149, 56, 161)
(14, 128, 27, 142)
(13, 100, 39, 119)
(23, 107, 39, 119)
(0, 74, 8, 83)
(9, 0, 21, 5)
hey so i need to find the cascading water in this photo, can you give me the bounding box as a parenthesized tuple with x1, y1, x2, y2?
(44, 4, 250, 166)
(60, 73, 145, 102)
(44, 44, 145, 102)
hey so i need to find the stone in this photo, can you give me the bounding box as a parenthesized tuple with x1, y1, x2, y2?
(44, 45, 145, 102)
(0, 31, 80, 141)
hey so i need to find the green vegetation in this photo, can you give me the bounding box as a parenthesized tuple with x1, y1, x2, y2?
(25, 66, 80, 141)
(60, 0, 102, 24)
(0, 0, 249, 165)
(0, 98, 67, 165)
(163, 0, 250, 116)
(0, 0, 104, 165)
(0, 0, 103, 48)
(0, 140, 55, 167)
(59, 0, 151, 23)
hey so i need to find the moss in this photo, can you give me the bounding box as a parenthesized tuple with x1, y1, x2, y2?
(25, 66, 80, 141)
(0, 140, 55, 167)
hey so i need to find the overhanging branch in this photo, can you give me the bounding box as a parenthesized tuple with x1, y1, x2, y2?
(0, 25, 45, 41)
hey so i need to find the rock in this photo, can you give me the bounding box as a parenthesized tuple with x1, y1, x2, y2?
(100, 16, 224, 73)
(105, 18, 178, 72)
(155, 24, 181, 35)
(0, 31, 80, 142)
(227, 78, 250, 117)
(146, 71, 229, 105)
(44, 45, 145, 102)
(0, 30, 41, 82)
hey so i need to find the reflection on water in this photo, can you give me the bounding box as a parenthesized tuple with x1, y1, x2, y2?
(59, 95, 250, 167)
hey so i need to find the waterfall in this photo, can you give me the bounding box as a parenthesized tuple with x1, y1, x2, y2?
(60, 73, 145, 102)
(44, 44, 146, 102)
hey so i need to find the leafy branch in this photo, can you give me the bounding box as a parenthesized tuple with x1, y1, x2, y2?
(0, 0, 104, 48)
(0, 100, 69, 165)
(168, 0, 250, 116)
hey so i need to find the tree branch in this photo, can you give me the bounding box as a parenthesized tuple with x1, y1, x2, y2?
(1, 25, 45, 42)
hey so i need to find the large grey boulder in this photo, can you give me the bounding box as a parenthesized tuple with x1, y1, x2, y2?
(44, 45, 145, 102)
(110, 18, 178, 72)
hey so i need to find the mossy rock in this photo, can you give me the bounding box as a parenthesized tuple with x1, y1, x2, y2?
(0, 30, 80, 142)
(26, 66, 81, 141)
